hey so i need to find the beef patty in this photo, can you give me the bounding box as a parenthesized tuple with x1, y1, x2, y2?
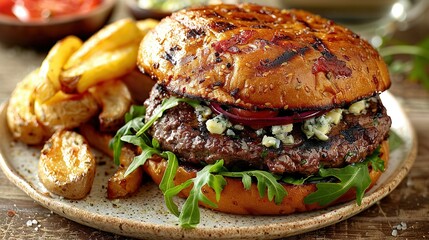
(145, 85, 391, 176)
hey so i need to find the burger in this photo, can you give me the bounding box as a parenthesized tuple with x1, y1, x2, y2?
(113, 3, 391, 228)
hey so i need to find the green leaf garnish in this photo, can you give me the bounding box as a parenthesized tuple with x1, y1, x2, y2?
(366, 148, 385, 172)
(125, 105, 146, 122)
(109, 105, 146, 165)
(304, 147, 385, 206)
(164, 160, 227, 228)
(282, 175, 314, 185)
(221, 170, 287, 204)
(120, 135, 160, 177)
(135, 97, 199, 137)
(159, 151, 180, 216)
(304, 163, 371, 206)
(111, 98, 198, 166)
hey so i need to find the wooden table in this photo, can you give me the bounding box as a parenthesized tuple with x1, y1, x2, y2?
(1, 3, 428, 240)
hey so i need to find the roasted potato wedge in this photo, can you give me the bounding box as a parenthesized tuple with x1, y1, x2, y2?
(79, 123, 113, 157)
(60, 43, 139, 94)
(107, 146, 143, 199)
(89, 79, 132, 132)
(36, 36, 83, 103)
(78, 123, 143, 199)
(64, 18, 142, 69)
(7, 69, 47, 145)
(34, 91, 99, 134)
(38, 130, 96, 199)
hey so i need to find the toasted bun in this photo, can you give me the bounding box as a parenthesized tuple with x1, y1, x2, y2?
(143, 140, 389, 215)
(138, 4, 390, 110)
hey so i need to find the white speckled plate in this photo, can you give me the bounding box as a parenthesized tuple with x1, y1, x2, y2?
(0, 92, 417, 239)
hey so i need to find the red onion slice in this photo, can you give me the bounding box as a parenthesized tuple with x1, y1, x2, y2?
(210, 103, 327, 127)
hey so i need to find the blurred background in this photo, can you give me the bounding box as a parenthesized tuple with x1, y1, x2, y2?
(128, 0, 429, 46)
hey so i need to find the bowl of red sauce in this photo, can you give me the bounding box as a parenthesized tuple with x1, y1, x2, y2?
(0, 0, 117, 47)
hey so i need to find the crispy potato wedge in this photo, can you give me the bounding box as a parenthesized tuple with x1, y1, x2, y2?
(38, 130, 96, 199)
(64, 18, 142, 69)
(6, 69, 47, 145)
(79, 123, 113, 157)
(89, 79, 132, 132)
(107, 146, 143, 199)
(60, 43, 139, 94)
(36, 36, 83, 103)
(34, 91, 99, 134)
(78, 123, 143, 199)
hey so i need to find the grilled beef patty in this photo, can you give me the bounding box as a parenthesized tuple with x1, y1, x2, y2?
(145, 85, 391, 176)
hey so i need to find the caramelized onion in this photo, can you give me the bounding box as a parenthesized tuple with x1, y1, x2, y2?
(210, 103, 327, 127)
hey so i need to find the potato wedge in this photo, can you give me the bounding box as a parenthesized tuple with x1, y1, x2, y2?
(60, 43, 139, 94)
(6, 69, 47, 145)
(107, 146, 143, 199)
(89, 79, 132, 132)
(64, 18, 142, 69)
(38, 130, 96, 199)
(79, 123, 113, 157)
(36, 36, 83, 103)
(34, 91, 99, 134)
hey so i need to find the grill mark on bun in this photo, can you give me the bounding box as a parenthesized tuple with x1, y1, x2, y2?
(311, 37, 334, 58)
(186, 28, 206, 39)
(258, 46, 309, 70)
(297, 19, 315, 32)
(163, 45, 181, 65)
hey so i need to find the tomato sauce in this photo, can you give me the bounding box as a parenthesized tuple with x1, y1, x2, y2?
(0, 0, 101, 21)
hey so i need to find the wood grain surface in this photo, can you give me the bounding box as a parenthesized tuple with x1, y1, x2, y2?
(1, 2, 428, 239)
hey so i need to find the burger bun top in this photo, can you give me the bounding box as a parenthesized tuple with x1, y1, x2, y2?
(138, 4, 391, 110)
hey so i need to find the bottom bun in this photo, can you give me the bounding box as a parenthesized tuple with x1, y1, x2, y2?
(144, 141, 389, 215)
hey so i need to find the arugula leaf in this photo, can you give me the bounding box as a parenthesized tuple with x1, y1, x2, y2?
(301, 147, 385, 206)
(159, 151, 180, 216)
(164, 160, 227, 228)
(282, 175, 313, 185)
(125, 105, 146, 122)
(366, 148, 385, 173)
(221, 170, 287, 204)
(304, 163, 371, 206)
(109, 105, 145, 165)
(120, 135, 161, 177)
(111, 97, 198, 167)
(135, 97, 199, 137)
